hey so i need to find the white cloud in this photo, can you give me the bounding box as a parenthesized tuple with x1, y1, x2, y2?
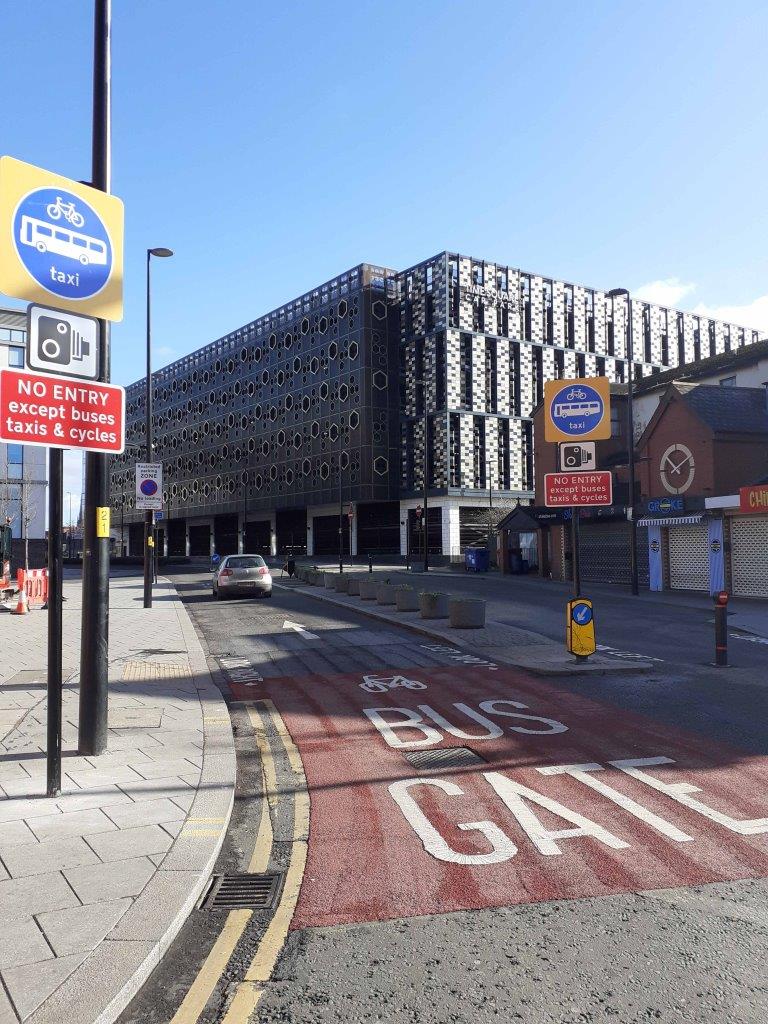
(692, 295, 768, 336)
(634, 277, 696, 307)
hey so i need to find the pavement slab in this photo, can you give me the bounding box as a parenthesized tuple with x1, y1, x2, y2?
(0, 574, 235, 1023)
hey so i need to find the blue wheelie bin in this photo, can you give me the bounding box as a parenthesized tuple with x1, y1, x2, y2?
(465, 547, 490, 573)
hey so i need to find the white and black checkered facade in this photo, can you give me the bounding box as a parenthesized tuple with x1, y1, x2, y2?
(111, 251, 760, 559)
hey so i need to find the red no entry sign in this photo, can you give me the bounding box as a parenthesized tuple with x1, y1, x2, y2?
(0, 367, 125, 453)
(544, 471, 613, 507)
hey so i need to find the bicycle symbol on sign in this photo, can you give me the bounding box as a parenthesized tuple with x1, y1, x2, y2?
(46, 196, 85, 227)
(359, 674, 428, 693)
(566, 387, 587, 401)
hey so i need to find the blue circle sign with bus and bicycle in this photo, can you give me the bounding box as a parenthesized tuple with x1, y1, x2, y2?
(549, 382, 605, 438)
(12, 187, 113, 301)
(140, 480, 159, 497)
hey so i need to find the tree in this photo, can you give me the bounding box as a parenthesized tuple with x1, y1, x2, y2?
(18, 459, 38, 571)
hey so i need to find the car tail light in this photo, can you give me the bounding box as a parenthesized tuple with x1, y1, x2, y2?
(221, 568, 233, 577)
(258, 566, 268, 576)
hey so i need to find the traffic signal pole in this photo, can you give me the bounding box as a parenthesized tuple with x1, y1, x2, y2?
(79, 0, 112, 756)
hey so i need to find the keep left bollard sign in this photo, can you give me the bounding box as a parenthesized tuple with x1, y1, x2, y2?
(0, 156, 124, 321)
(0, 367, 125, 454)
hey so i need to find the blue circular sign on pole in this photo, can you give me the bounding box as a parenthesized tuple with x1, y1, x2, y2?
(571, 600, 593, 625)
(550, 382, 605, 438)
(140, 480, 158, 497)
(12, 187, 113, 301)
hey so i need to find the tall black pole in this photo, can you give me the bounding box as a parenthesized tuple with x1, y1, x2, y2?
(79, 0, 111, 756)
(571, 508, 581, 598)
(47, 449, 64, 796)
(423, 392, 429, 572)
(338, 458, 344, 574)
(626, 299, 639, 595)
(143, 250, 154, 608)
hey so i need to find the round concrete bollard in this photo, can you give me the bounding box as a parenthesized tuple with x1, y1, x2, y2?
(335, 574, 350, 593)
(376, 583, 397, 605)
(347, 577, 361, 596)
(323, 572, 337, 590)
(359, 578, 379, 600)
(448, 597, 486, 629)
(419, 592, 450, 619)
(395, 587, 420, 612)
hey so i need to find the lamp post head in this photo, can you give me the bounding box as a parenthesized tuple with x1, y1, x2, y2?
(148, 247, 174, 258)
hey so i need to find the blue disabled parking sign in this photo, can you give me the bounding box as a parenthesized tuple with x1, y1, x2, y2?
(13, 186, 113, 301)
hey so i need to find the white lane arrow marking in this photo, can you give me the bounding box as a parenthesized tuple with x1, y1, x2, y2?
(282, 619, 321, 640)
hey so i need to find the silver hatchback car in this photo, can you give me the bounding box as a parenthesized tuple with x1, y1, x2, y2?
(212, 554, 272, 599)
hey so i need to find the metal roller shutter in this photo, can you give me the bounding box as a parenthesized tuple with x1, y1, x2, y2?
(730, 517, 768, 598)
(579, 522, 649, 586)
(668, 523, 709, 591)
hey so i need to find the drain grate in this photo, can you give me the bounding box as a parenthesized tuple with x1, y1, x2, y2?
(402, 747, 486, 772)
(201, 872, 283, 911)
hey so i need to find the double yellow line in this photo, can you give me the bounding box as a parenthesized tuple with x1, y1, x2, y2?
(171, 699, 309, 1024)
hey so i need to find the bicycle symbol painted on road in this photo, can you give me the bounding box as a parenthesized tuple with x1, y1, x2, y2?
(359, 674, 428, 693)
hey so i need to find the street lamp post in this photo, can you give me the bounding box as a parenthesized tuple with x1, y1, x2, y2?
(144, 247, 174, 609)
(607, 287, 638, 596)
(414, 379, 429, 572)
(338, 456, 344, 574)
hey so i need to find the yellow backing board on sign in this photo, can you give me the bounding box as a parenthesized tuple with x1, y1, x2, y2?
(544, 376, 611, 444)
(0, 156, 124, 321)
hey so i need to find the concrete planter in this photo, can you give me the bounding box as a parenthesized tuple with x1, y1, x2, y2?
(395, 587, 420, 612)
(323, 572, 337, 590)
(347, 577, 361, 596)
(449, 597, 486, 629)
(359, 579, 380, 600)
(376, 583, 397, 605)
(419, 592, 450, 619)
(335, 574, 350, 593)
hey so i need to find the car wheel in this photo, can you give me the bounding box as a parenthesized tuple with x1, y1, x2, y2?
(263, 590, 272, 598)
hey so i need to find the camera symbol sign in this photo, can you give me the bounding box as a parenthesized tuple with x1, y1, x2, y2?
(26, 304, 99, 380)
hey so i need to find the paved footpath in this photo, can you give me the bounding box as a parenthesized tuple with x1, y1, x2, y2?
(0, 575, 235, 1024)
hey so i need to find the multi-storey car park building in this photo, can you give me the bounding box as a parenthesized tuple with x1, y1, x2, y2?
(110, 253, 761, 561)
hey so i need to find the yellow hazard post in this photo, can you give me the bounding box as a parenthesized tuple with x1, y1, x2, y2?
(566, 597, 596, 661)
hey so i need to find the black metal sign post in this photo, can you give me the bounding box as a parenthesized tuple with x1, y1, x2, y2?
(571, 507, 581, 598)
(47, 447, 64, 796)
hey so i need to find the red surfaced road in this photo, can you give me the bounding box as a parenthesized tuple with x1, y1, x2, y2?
(231, 665, 768, 928)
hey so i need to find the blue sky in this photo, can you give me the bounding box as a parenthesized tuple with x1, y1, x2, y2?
(2, 1, 767, 508)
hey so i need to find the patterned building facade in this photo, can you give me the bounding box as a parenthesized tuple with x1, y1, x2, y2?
(111, 253, 761, 560)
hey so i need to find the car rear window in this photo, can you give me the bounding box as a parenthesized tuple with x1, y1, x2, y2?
(226, 556, 266, 569)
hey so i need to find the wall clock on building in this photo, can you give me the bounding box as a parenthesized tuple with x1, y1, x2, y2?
(660, 443, 696, 494)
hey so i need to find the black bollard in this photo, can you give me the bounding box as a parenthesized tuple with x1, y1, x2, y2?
(714, 590, 729, 666)
(368, 553, 373, 573)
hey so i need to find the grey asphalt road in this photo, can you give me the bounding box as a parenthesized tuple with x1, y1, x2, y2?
(118, 570, 768, 1024)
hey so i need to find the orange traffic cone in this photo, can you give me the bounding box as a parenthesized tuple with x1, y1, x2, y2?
(12, 587, 28, 615)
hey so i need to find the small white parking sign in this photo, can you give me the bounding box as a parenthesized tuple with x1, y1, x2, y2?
(26, 304, 99, 380)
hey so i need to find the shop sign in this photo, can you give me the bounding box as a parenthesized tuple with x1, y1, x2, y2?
(739, 484, 768, 513)
(647, 497, 685, 515)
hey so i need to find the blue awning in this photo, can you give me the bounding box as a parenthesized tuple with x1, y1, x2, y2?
(637, 514, 705, 527)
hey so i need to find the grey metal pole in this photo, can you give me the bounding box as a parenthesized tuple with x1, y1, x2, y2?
(143, 249, 154, 608)
(79, 0, 112, 756)
(626, 299, 639, 595)
(338, 459, 343, 573)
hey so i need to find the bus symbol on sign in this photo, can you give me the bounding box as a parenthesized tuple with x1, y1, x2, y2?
(544, 376, 611, 443)
(14, 187, 112, 301)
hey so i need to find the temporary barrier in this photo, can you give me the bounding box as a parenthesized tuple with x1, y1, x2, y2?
(16, 568, 49, 609)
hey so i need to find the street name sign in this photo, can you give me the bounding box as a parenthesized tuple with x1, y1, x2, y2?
(26, 304, 99, 380)
(544, 471, 613, 507)
(544, 376, 611, 443)
(0, 155, 124, 321)
(0, 367, 125, 453)
(135, 462, 163, 510)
